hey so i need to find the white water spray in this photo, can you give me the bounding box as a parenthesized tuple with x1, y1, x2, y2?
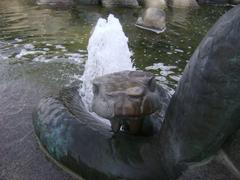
(80, 14, 135, 111)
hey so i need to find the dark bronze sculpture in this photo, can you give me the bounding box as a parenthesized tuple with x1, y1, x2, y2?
(33, 5, 240, 180)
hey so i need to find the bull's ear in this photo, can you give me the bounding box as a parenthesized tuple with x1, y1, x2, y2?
(148, 77, 156, 92)
(92, 82, 99, 95)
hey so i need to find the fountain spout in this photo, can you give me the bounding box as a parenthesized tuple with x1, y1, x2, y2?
(80, 14, 134, 111)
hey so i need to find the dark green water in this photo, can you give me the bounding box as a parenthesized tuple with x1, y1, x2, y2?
(0, 0, 230, 93)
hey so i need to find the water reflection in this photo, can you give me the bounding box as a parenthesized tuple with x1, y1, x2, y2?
(0, 0, 230, 91)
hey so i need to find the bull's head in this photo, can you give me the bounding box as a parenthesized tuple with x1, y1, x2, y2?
(92, 70, 162, 134)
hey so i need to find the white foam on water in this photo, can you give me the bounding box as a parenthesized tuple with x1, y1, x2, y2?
(43, 48, 50, 51)
(55, 44, 66, 49)
(174, 48, 184, 53)
(65, 53, 84, 64)
(80, 14, 134, 114)
(32, 55, 52, 63)
(15, 38, 23, 43)
(135, 23, 166, 34)
(15, 49, 46, 59)
(145, 62, 176, 72)
(24, 44, 35, 50)
(32, 53, 84, 64)
(170, 75, 181, 82)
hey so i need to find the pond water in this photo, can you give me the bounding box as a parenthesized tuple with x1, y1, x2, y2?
(0, 0, 230, 93)
(0, 0, 231, 179)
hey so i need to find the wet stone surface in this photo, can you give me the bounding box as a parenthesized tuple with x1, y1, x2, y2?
(0, 79, 78, 180)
